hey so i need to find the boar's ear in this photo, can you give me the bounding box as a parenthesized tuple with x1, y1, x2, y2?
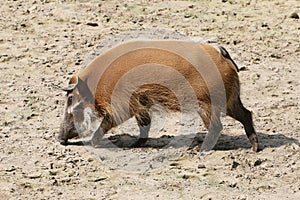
(63, 75, 79, 92)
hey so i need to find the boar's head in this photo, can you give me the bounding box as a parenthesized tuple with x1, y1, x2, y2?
(57, 75, 101, 145)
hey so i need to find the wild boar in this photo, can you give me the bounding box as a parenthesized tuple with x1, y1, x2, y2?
(57, 40, 258, 156)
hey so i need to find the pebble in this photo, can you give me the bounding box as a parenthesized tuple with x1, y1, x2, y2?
(254, 159, 263, 167)
(290, 12, 299, 19)
(25, 172, 42, 179)
(52, 179, 58, 186)
(270, 53, 282, 59)
(239, 66, 249, 71)
(5, 166, 16, 172)
(89, 177, 107, 182)
(86, 22, 99, 27)
(231, 161, 240, 169)
(198, 164, 206, 169)
(170, 162, 180, 167)
(228, 182, 238, 188)
(261, 22, 269, 28)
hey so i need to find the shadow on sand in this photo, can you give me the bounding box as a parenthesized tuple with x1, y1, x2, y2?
(66, 132, 300, 151)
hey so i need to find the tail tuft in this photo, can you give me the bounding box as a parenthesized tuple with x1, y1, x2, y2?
(219, 46, 240, 72)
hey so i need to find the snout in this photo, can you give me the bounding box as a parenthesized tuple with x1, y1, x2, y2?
(56, 132, 69, 145)
(57, 123, 79, 145)
(55, 125, 69, 145)
(56, 123, 72, 145)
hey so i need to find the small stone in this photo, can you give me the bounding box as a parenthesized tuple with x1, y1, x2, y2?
(182, 174, 190, 179)
(49, 171, 57, 176)
(254, 159, 263, 166)
(26, 172, 41, 179)
(184, 14, 192, 18)
(170, 162, 180, 167)
(86, 22, 99, 27)
(229, 182, 238, 188)
(261, 22, 268, 27)
(198, 164, 206, 169)
(290, 12, 299, 19)
(232, 161, 240, 169)
(87, 157, 94, 162)
(239, 66, 249, 71)
(270, 53, 282, 59)
(47, 150, 54, 155)
(52, 179, 58, 186)
(238, 195, 247, 200)
(5, 166, 16, 172)
(89, 177, 107, 182)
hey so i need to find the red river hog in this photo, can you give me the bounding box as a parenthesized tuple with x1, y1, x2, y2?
(57, 40, 258, 157)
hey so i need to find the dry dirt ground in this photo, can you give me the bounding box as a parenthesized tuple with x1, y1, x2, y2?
(0, 0, 299, 199)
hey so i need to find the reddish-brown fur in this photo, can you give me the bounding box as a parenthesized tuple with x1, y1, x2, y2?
(58, 41, 258, 154)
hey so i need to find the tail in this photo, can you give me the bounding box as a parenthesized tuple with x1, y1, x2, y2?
(219, 46, 240, 72)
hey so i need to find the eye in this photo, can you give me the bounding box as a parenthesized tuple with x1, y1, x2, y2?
(67, 94, 74, 105)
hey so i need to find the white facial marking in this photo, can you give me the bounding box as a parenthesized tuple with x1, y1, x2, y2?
(73, 106, 101, 138)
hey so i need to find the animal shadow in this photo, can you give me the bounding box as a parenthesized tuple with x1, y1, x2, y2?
(66, 132, 300, 151)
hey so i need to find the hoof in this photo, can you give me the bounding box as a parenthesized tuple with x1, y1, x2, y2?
(198, 150, 213, 160)
(249, 134, 259, 152)
(90, 138, 100, 147)
(252, 142, 259, 152)
(60, 141, 68, 145)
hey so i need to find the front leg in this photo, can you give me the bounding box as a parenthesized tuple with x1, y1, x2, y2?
(90, 126, 105, 147)
(91, 114, 113, 147)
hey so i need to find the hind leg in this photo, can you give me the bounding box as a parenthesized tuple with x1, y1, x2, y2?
(133, 110, 151, 147)
(199, 107, 223, 155)
(227, 97, 258, 152)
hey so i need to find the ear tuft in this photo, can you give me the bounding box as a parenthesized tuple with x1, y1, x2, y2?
(69, 75, 79, 85)
(63, 75, 79, 92)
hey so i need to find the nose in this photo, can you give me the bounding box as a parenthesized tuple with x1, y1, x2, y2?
(57, 123, 69, 145)
(56, 134, 68, 145)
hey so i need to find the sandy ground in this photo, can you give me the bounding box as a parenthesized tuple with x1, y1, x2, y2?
(0, 0, 299, 199)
